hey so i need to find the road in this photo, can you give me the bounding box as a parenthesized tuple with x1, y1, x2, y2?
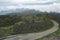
(4, 20, 59, 40)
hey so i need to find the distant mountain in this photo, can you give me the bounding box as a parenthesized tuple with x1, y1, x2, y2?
(0, 8, 59, 15)
(0, 8, 40, 15)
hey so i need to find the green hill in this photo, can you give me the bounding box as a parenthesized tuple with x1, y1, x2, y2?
(0, 13, 53, 38)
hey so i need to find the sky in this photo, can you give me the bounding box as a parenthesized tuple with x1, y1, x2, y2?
(0, 0, 60, 12)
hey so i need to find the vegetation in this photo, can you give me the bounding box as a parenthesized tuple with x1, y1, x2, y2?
(0, 13, 53, 38)
(0, 15, 22, 27)
(12, 14, 53, 34)
(36, 12, 60, 40)
(36, 29, 60, 40)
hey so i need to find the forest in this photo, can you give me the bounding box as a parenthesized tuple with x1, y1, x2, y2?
(0, 15, 22, 27)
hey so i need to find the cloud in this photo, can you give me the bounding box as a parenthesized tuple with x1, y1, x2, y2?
(0, 0, 60, 12)
(0, 0, 59, 6)
(23, 2, 55, 5)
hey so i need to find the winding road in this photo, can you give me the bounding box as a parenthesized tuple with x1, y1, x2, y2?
(3, 20, 59, 40)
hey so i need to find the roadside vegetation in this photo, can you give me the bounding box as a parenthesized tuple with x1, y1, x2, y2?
(36, 29, 60, 40)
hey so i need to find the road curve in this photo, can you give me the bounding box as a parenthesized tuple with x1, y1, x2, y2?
(4, 20, 59, 40)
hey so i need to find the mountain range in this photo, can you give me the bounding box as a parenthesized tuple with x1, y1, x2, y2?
(0, 8, 40, 15)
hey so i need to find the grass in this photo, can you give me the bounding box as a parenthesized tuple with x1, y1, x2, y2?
(0, 25, 13, 37)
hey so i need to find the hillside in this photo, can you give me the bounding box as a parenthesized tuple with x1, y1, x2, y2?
(36, 12, 60, 40)
(0, 13, 53, 38)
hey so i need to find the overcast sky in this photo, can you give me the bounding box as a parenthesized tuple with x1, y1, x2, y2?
(0, 0, 60, 12)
